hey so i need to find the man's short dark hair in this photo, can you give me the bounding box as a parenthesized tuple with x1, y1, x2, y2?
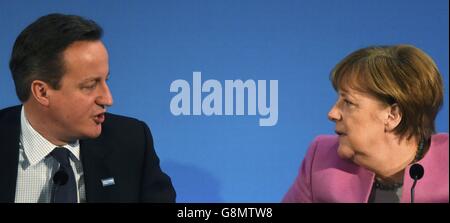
(9, 13, 103, 102)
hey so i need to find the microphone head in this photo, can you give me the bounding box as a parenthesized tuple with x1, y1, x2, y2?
(409, 163, 424, 180)
(53, 170, 68, 186)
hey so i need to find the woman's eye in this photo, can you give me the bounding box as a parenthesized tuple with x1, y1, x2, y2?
(343, 99, 353, 105)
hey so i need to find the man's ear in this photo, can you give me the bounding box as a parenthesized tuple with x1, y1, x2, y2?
(30, 80, 51, 107)
(385, 103, 402, 131)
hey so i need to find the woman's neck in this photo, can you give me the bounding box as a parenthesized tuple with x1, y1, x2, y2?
(375, 136, 420, 183)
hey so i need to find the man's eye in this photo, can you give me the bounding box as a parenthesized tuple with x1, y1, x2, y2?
(83, 82, 97, 90)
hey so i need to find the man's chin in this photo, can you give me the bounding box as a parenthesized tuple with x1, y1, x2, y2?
(79, 126, 103, 139)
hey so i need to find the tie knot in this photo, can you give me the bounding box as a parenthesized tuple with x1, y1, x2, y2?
(51, 147, 71, 167)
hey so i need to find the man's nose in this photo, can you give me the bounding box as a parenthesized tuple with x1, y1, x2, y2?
(97, 82, 113, 107)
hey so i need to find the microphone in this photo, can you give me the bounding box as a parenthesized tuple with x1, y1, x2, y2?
(51, 170, 68, 203)
(53, 170, 69, 186)
(409, 163, 424, 203)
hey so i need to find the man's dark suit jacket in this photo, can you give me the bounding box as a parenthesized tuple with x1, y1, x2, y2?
(0, 105, 176, 202)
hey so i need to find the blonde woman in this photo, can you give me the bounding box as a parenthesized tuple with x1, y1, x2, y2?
(283, 45, 448, 203)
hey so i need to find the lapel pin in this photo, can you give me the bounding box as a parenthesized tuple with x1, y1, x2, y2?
(101, 177, 115, 187)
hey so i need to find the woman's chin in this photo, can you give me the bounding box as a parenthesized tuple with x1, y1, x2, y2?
(337, 146, 355, 160)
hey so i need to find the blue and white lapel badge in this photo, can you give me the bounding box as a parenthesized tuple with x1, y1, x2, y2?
(101, 177, 115, 187)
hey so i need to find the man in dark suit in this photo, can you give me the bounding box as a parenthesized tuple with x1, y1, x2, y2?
(0, 13, 176, 202)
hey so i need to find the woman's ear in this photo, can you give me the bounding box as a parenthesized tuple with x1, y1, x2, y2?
(385, 103, 402, 131)
(30, 80, 50, 107)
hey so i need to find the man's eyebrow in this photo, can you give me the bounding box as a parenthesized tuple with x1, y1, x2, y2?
(81, 73, 110, 83)
(80, 77, 99, 83)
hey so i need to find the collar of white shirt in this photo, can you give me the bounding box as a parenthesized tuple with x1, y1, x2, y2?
(20, 106, 80, 168)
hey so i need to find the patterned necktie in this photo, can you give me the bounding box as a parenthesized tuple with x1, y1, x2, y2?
(50, 147, 77, 203)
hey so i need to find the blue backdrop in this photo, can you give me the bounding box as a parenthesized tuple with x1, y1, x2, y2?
(0, 0, 448, 202)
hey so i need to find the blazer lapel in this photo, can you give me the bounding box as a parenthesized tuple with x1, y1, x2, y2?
(0, 106, 22, 202)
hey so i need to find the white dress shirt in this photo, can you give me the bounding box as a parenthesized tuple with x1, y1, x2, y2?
(14, 106, 86, 203)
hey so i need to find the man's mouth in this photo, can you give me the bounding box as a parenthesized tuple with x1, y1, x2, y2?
(93, 113, 105, 124)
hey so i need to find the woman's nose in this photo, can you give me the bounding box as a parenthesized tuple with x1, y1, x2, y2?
(328, 104, 341, 122)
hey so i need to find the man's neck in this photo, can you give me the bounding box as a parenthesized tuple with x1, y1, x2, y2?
(23, 103, 68, 146)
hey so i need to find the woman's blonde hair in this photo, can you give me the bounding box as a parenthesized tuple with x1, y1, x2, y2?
(331, 45, 443, 141)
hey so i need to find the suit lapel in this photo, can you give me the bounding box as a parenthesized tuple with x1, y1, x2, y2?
(80, 127, 116, 202)
(0, 106, 22, 202)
